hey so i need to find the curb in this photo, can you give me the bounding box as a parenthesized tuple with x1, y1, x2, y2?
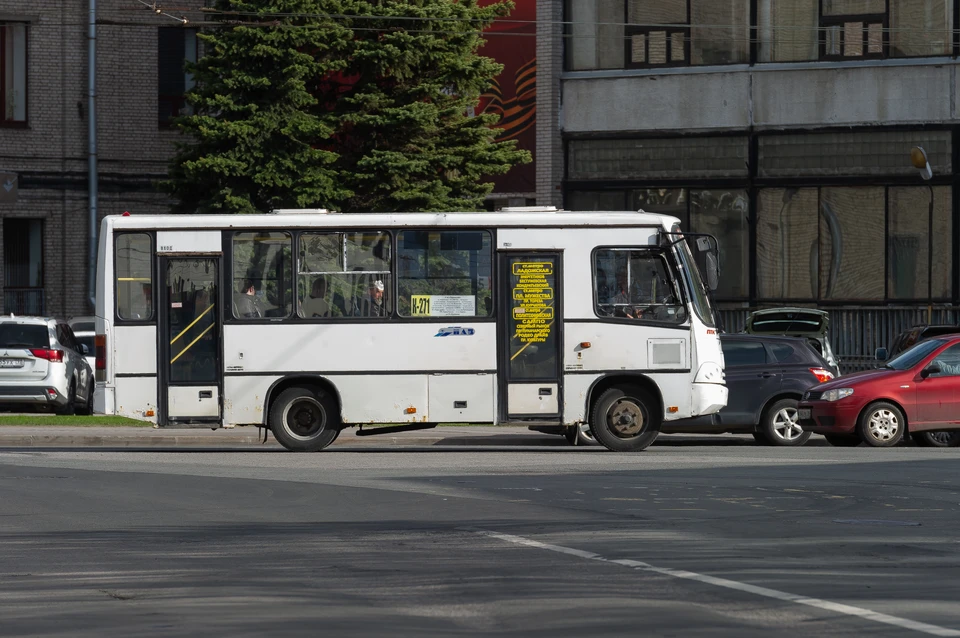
(0, 427, 567, 449)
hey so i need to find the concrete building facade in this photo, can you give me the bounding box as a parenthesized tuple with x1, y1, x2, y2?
(538, 0, 960, 366)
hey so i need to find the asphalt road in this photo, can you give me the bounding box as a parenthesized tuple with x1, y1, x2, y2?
(1, 443, 958, 637)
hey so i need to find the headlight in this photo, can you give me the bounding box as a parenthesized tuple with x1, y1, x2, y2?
(822, 388, 854, 402)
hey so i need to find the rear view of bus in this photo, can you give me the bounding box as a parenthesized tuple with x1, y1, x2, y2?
(93, 210, 726, 453)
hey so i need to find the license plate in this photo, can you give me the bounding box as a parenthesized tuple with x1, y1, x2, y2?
(798, 408, 811, 420)
(0, 359, 24, 368)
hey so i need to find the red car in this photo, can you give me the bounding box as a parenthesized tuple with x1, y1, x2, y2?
(798, 335, 960, 447)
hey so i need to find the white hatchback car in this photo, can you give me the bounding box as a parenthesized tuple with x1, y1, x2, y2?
(0, 316, 94, 415)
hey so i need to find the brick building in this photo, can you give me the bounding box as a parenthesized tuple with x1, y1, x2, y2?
(0, 2, 207, 319)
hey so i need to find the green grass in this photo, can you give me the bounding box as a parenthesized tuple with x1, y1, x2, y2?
(0, 415, 150, 427)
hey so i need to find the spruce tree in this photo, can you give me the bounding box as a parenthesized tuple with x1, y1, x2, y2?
(165, 0, 531, 214)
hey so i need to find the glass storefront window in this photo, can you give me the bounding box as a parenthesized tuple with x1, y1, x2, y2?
(819, 187, 885, 300)
(757, 188, 819, 299)
(691, 190, 749, 298)
(888, 186, 952, 300)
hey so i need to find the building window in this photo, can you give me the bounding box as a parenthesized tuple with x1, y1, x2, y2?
(757, 185, 947, 303)
(889, 0, 953, 57)
(232, 232, 293, 319)
(819, 186, 885, 300)
(760, 0, 952, 62)
(756, 188, 819, 300)
(565, 0, 748, 71)
(625, 0, 690, 67)
(568, 137, 749, 181)
(758, 130, 953, 178)
(690, 190, 749, 299)
(888, 186, 951, 300)
(115, 233, 153, 321)
(396, 231, 493, 318)
(158, 27, 198, 125)
(298, 232, 392, 319)
(0, 22, 27, 124)
(3, 218, 42, 314)
(820, 0, 887, 60)
(759, 0, 820, 61)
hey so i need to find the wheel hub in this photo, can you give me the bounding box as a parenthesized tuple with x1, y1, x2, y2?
(868, 410, 899, 441)
(283, 398, 326, 439)
(608, 399, 644, 438)
(773, 408, 801, 440)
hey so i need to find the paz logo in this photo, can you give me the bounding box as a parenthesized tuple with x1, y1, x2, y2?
(435, 327, 475, 337)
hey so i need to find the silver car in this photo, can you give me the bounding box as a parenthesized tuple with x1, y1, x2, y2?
(0, 316, 94, 415)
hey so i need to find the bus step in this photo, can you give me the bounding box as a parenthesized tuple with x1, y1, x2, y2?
(157, 422, 222, 430)
(355, 423, 439, 437)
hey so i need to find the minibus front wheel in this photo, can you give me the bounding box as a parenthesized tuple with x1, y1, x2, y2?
(590, 385, 661, 452)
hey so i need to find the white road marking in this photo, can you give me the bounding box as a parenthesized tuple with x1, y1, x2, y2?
(468, 529, 960, 637)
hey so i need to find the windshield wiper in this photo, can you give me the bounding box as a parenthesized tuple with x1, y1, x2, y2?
(0, 343, 36, 348)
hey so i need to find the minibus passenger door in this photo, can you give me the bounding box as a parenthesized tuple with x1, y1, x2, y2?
(498, 253, 562, 420)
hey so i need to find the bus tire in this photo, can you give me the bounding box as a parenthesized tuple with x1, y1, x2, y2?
(269, 387, 341, 452)
(590, 385, 660, 452)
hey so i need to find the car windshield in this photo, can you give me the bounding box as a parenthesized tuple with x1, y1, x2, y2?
(0, 323, 50, 349)
(885, 338, 946, 370)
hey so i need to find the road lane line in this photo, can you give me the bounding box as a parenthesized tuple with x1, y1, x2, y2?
(467, 528, 960, 637)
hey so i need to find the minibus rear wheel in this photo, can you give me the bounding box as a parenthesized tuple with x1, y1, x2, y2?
(590, 385, 660, 452)
(270, 387, 341, 452)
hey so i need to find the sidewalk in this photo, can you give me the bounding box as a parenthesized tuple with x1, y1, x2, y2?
(0, 425, 567, 449)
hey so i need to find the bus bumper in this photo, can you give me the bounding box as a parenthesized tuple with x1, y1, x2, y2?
(690, 382, 727, 417)
(95, 383, 114, 415)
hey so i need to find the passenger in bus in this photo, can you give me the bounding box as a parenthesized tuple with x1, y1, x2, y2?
(354, 279, 388, 318)
(612, 271, 640, 319)
(235, 279, 263, 319)
(302, 277, 331, 318)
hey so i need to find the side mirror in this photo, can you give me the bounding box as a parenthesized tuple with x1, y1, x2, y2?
(875, 347, 887, 361)
(921, 363, 941, 378)
(704, 251, 720, 292)
(80, 344, 90, 355)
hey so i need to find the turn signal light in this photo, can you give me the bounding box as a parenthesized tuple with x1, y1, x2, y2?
(30, 349, 64, 362)
(405, 407, 417, 414)
(810, 368, 834, 383)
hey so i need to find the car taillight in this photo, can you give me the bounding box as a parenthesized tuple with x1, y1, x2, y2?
(810, 367, 834, 383)
(30, 349, 64, 362)
(95, 334, 106, 382)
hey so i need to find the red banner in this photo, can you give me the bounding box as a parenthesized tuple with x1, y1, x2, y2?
(477, 0, 536, 195)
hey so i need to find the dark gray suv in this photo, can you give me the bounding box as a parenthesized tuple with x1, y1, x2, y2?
(662, 334, 836, 446)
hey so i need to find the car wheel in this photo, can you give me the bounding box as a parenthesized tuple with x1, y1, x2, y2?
(857, 401, 905, 448)
(911, 431, 960, 448)
(269, 387, 341, 452)
(761, 398, 811, 447)
(56, 382, 76, 416)
(76, 381, 94, 416)
(589, 385, 660, 452)
(824, 434, 861, 447)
